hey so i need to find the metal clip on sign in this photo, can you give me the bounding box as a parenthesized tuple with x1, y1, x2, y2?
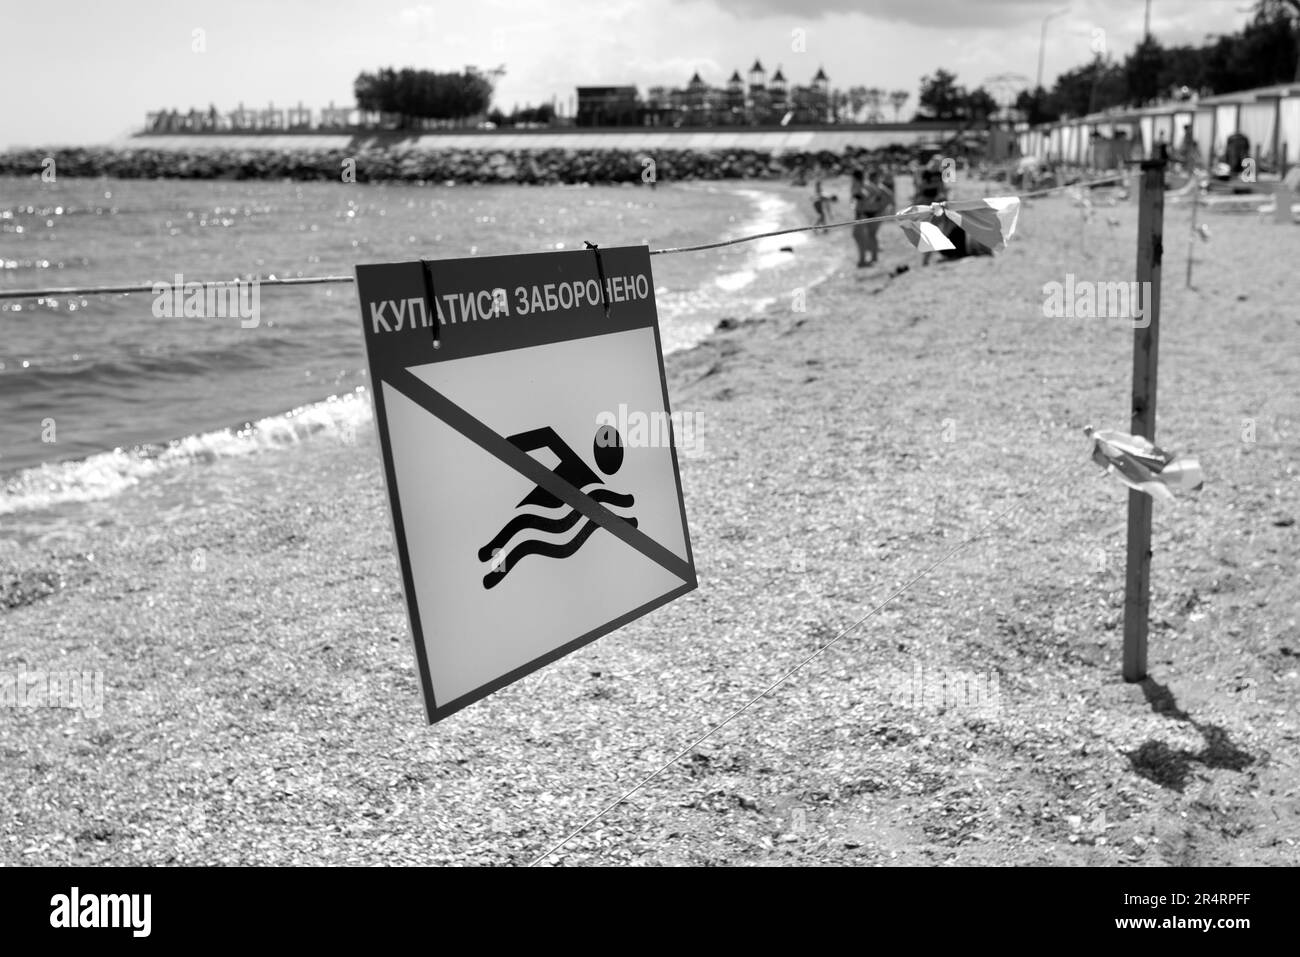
(584, 241, 611, 319)
(420, 258, 440, 349)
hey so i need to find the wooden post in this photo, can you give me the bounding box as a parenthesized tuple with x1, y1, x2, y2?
(1186, 175, 1200, 287)
(1124, 159, 1165, 682)
(1273, 96, 1283, 173)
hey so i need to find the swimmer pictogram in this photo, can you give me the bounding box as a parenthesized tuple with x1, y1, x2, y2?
(478, 424, 636, 588)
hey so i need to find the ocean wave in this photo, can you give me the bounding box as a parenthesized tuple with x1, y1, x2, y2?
(665, 186, 806, 307)
(0, 389, 373, 516)
(0, 334, 307, 389)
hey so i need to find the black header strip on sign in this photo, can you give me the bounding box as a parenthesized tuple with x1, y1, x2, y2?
(386, 367, 695, 585)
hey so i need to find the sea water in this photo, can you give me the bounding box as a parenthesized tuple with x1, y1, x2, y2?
(0, 176, 841, 539)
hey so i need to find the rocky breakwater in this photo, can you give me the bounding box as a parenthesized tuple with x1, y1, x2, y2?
(0, 144, 911, 184)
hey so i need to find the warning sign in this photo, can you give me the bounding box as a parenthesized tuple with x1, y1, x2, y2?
(355, 246, 697, 723)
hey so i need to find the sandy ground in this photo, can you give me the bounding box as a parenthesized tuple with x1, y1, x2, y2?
(2, 181, 1298, 866)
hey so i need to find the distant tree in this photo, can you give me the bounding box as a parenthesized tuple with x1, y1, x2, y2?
(915, 71, 996, 122)
(353, 67, 393, 114)
(1044, 58, 1126, 117)
(1259, 0, 1300, 81)
(964, 86, 998, 121)
(916, 69, 964, 119)
(1027, 0, 1299, 120)
(1125, 36, 1165, 105)
(888, 89, 910, 121)
(353, 67, 492, 127)
(1155, 43, 1207, 93)
(864, 87, 884, 122)
(846, 85, 868, 122)
(1015, 87, 1058, 124)
(1227, 4, 1300, 87)
(511, 102, 556, 125)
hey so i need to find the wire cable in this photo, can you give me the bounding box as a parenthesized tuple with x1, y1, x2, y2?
(0, 173, 1131, 301)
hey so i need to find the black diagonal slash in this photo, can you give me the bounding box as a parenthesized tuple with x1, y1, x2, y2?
(385, 367, 694, 584)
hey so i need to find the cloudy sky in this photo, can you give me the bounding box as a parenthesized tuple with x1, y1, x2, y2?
(1, 0, 1254, 147)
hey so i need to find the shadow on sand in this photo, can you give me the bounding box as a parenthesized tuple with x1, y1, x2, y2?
(1124, 678, 1254, 792)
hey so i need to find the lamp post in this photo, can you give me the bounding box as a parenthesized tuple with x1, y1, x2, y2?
(1037, 7, 1070, 93)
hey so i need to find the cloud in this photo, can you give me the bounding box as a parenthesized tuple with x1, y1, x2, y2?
(624, 55, 729, 83)
(690, 0, 1248, 39)
(700, 0, 1054, 30)
(394, 5, 438, 39)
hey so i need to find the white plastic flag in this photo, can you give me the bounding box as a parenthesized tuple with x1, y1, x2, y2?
(1085, 426, 1204, 501)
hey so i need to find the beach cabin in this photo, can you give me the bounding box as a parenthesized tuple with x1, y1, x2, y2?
(1017, 81, 1300, 175)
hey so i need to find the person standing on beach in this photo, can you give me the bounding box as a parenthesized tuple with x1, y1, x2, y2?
(1179, 123, 1201, 170)
(915, 154, 947, 204)
(914, 156, 948, 265)
(850, 168, 893, 267)
(811, 175, 837, 228)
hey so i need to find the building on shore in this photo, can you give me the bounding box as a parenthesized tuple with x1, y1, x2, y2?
(141, 58, 862, 134)
(1016, 81, 1300, 173)
(586, 60, 834, 127)
(574, 87, 640, 127)
(146, 101, 375, 134)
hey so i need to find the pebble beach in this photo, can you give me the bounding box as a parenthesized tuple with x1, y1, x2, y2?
(2, 182, 1298, 866)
